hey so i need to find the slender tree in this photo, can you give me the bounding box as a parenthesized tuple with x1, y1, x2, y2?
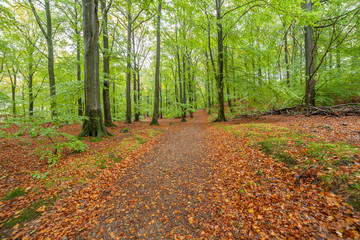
(28, 0, 57, 118)
(101, 0, 115, 126)
(150, 0, 162, 126)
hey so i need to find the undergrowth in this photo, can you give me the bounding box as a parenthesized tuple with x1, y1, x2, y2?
(221, 123, 360, 210)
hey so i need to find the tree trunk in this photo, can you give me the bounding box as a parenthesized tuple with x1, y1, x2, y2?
(304, 0, 316, 106)
(135, 71, 141, 121)
(28, 55, 34, 116)
(187, 55, 193, 118)
(125, 0, 132, 124)
(9, 70, 17, 116)
(284, 22, 290, 86)
(79, 0, 110, 138)
(101, 0, 114, 127)
(176, 46, 183, 119)
(181, 52, 187, 122)
(45, 0, 56, 118)
(75, 0, 83, 116)
(215, 0, 226, 122)
(150, 0, 162, 126)
(224, 46, 232, 112)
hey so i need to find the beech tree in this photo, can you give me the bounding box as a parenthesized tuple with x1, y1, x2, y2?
(78, 0, 110, 137)
(100, 0, 115, 126)
(28, 0, 57, 118)
(150, 0, 162, 126)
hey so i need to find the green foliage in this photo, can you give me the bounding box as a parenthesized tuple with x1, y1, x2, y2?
(120, 127, 130, 133)
(30, 171, 49, 180)
(4, 188, 26, 200)
(3, 116, 87, 166)
(36, 132, 87, 166)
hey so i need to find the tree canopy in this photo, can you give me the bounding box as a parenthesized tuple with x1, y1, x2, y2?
(0, 0, 359, 124)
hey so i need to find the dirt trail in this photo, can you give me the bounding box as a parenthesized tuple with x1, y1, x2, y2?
(86, 110, 218, 239)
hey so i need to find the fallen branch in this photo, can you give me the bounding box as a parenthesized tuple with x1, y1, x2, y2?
(236, 104, 360, 118)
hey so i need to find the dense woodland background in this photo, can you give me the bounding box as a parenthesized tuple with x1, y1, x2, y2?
(0, 0, 359, 127)
(1, 1, 360, 238)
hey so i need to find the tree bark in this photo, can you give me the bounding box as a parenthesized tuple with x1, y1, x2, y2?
(150, 0, 162, 126)
(29, 0, 57, 118)
(304, 0, 316, 106)
(224, 46, 232, 112)
(78, 0, 110, 137)
(215, 0, 226, 122)
(75, 0, 83, 116)
(45, 0, 56, 118)
(28, 51, 34, 116)
(125, 0, 132, 124)
(284, 22, 290, 86)
(101, 0, 114, 127)
(8, 69, 17, 115)
(181, 52, 187, 122)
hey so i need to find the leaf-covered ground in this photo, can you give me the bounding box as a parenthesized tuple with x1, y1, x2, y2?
(1, 111, 360, 239)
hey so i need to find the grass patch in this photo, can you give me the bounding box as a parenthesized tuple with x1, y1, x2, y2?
(89, 137, 103, 143)
(4, 188, 26, 200)
(223, 122, 360, 210)
(135, 135, 146, 144)
(108, 152, 122, 163)
(98, 159, 107, 169)
(258, 140, 298, 166)
(2, 198, 55, 230)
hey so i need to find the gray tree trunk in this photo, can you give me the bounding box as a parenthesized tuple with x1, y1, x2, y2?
(28, 51, 34, 116)
(284, 22, 290, 86)
(101, 0, 114, 127)
(304, 0, 316, 106)
(150, 1, 162, 126)
(215, 0, 226, 122)
(29, 0, 57, 118)
(125, 0, 132, 124)
(75, 0, 83, 116)
(78, 0, 110, 137)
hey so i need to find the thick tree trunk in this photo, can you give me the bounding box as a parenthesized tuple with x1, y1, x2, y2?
(150, 1, 162, 126)
(101, 0, 114, 127)
(125, 0, 132, 124)
(215, 0, 226, 122)
(304, 0, 316, 106)
(79, 0, 110, 138)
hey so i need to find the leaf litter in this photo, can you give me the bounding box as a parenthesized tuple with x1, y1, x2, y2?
(1, 112, 359, 239)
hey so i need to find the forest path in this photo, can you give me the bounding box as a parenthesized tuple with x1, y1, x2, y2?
(86, 110, 218, 239)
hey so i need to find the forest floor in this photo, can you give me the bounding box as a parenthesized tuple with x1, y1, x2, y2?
(1, 110, 360, 239)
